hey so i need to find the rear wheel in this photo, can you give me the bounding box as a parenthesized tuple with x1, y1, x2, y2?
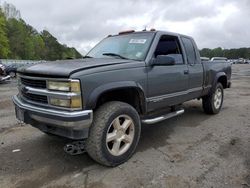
(85, 101, 141, 166)
(202, 83, 224, 114)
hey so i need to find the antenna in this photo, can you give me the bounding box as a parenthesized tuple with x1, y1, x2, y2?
(142, 26, 147, 31)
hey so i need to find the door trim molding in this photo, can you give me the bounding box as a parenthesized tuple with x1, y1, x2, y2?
(147, 87, 202, 102)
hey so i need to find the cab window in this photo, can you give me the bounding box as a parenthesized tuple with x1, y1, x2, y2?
(154, 35, 184, 65)
(181, 37, 197, 64)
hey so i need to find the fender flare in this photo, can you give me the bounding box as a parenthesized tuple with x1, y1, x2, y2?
(86, 81, 147, 112)
(213, 72, 227, 88)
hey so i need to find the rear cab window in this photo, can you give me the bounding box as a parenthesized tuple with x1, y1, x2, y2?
(181, 37, 199, 64)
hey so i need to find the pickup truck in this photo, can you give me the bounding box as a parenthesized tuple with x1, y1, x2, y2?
(13, 30, 232, 166)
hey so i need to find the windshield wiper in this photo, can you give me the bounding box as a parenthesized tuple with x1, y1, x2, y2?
(102, 53, 128, 60)
(83, 55, 93, 58)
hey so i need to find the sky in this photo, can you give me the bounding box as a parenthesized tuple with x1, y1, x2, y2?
(2, 0, 250, 55)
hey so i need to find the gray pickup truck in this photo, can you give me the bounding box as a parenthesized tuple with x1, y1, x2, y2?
(13, 30, 231, 166)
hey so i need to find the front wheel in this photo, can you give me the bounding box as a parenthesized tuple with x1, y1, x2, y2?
(85, 101, 141, 166)
(202, 83, 224, 114)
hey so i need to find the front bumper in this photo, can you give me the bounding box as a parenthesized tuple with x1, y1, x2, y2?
(12, 95, 93, 140)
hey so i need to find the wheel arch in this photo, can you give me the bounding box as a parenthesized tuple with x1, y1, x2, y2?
(214, 72, 227, 89)
(86, 81, 147, 114)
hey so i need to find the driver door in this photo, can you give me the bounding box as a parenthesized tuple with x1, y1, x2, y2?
(147, 35, 189, 111)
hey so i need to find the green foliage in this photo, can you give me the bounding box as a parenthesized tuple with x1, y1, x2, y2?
(200, 47, 250, 59)
(0, 8, 10, 58)
(0, 7, 82, 60)
(39, 30, 82, 60)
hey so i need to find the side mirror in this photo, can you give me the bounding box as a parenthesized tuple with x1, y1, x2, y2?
(152, 55, 175, 66)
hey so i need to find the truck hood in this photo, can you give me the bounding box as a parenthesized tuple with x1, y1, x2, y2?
(18, 58, 135, 77)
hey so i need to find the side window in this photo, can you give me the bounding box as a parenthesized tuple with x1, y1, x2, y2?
(181, 37, 197, 64)
(154, 35, 184, 65)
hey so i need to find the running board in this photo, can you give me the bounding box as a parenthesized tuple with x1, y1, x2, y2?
(142, 109, 184, 124)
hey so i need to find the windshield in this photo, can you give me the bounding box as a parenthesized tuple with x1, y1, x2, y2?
(87, 33, 155, 61)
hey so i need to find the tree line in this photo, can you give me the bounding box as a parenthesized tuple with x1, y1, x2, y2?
(200, 47, 250, 59)
(0, 8, 82, 60)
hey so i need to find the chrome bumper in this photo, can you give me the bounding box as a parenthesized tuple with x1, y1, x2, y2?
(13, 95, 93, 139)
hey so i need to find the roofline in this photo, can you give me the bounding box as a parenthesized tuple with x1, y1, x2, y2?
(107, 30, 192, 39)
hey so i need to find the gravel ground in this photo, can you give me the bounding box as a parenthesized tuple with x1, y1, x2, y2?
(0, 64, 250, 188)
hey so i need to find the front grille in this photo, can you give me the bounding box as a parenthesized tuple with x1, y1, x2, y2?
(20, 75, 48, 104)
(21, 77, 46, 89)
(21, 89, 48, 104)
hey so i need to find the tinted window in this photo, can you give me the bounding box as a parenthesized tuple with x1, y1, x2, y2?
(154, 35, 184, 64)
(181, 37, 197, 64)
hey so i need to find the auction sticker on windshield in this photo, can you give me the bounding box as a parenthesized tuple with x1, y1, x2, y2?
(129, 39, 147, 44)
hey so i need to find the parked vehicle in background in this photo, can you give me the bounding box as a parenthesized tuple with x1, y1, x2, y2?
(0, 63, 11, 82)
(13, 30, 232, 166)
(228, 59, 235, 64)
(244, 59, 250, 64)
(0, 60, 44, 79)
(0, 63, 5, 75)
(5, 64, 17, 77)
(231, 59, 240, 64)
(5, 63, 27, 77)
(211, 57, 228, 62)
(236, 58, 245, 64)
(201, 57, 210, 62)
(228, 59, 249, 65)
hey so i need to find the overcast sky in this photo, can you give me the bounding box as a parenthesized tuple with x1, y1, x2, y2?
(2, 0, 250, 54)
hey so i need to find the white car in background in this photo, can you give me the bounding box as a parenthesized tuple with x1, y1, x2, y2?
(211, 57, 228, 62)
(201, 57, 210, 62)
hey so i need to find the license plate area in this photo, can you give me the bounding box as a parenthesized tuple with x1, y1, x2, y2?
(15, 107, 24, 122)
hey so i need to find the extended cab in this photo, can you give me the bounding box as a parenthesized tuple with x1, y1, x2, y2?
(13, 30, 231, 166)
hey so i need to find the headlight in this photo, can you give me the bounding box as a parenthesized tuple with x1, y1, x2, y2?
(48, 80, 81, 92)
(48, 79, 82, 109)
(50, 97, 82, 109)
(50, 98, 71, 107)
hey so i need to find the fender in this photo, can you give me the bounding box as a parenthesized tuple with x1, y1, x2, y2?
(86, 81, 147, 112)
(213, 72, 227, 88)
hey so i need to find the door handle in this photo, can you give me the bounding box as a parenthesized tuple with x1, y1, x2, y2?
(184, 70, 189, 74)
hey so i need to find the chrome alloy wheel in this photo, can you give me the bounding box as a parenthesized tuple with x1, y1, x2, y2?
(214, 88, 222, 109)
(106, 115, 135, 156)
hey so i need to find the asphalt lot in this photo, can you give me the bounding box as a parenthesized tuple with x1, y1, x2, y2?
(0, 64, 250, 188)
